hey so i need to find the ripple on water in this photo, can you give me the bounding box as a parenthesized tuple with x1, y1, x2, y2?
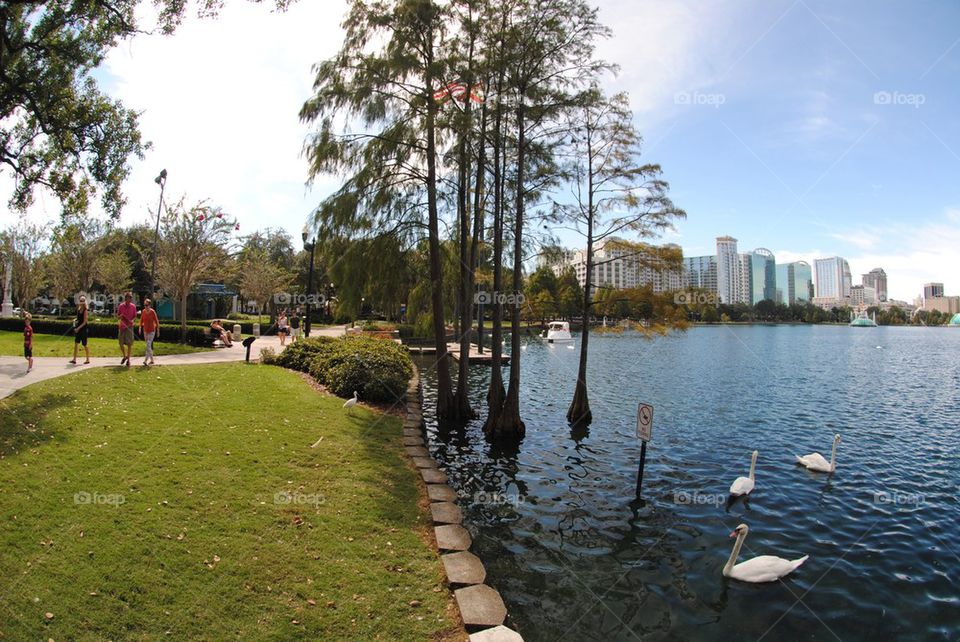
(419, 326, 960, 641)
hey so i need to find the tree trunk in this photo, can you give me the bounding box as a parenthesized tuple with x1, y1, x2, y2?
(453, 42, 478, 421)
(425, 32, 455, 421)
(483, 68, 507, 436)
(180, 292, 188, 343)
(568, 127, 594, 426)
(567, 229, 593, 426)
(489, 99, 526, 440)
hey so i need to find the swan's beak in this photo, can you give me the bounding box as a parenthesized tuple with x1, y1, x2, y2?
(729, 530, 738, 538)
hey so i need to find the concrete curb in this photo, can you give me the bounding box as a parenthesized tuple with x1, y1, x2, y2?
(405, 365, 522, 640)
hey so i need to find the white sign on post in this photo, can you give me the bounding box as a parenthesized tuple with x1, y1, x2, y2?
(637, 403, 653, 442)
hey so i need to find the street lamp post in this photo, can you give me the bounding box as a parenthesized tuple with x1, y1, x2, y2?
(149, 169, 167, 299)
(302, 226, 316, 337)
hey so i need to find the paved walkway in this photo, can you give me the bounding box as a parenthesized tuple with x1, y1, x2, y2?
(0, 325, 348, 400)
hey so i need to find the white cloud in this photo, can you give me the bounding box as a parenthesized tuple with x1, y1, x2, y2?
(779, 209, 960, 302)
(101, 1, 348, 236)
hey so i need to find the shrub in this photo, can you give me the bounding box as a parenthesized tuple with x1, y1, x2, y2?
(0, 317, 212, 346)
(259, 347, 277, 364)
(273, 336, 336, 372)
(361, 320, 397, 332)
(308, 336, 413, 403)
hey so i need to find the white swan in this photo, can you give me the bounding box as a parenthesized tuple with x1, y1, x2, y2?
(723, 524, 808, 583)
(796, 434, 841, 473)
(729, 450, 758, 496)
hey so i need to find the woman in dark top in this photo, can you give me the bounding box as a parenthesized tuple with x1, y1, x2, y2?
(70, 295, 91, 364)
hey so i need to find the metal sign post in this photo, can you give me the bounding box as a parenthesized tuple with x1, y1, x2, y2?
(636, 403, 653, 499)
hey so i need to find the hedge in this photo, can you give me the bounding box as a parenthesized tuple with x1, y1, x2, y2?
(272, 336, 337, 372)
(0, 317, 212, 346)
(308, 336, 413, 403)
(265, 335, 412, 403)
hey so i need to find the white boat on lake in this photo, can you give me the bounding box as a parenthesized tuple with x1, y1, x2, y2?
(542, 321, 574, 343)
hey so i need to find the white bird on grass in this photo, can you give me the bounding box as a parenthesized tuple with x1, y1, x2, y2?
(343, 390, 359, 414)
(796, 434, 841, 473)
(729, 450, 759, 497)
(723, 524, 809, 583)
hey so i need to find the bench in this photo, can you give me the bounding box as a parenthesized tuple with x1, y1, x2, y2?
(204, 327, 230, 348)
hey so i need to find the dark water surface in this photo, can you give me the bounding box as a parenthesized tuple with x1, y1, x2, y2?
(417, 326, 960, 641)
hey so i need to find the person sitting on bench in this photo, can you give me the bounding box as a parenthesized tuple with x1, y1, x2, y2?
(211, 319, 233, 347)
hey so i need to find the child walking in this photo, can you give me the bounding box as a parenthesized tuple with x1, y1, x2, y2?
(23, 313, 34, 373)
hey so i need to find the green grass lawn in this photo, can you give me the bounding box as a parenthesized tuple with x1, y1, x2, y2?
(0, 363, 459, 641)
(0, 330, 209, 358)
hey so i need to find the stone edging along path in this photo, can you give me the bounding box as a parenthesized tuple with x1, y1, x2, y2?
(404, 366, 523, 642)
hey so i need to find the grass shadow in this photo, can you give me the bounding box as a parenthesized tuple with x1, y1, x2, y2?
(0, 391, 76, 456)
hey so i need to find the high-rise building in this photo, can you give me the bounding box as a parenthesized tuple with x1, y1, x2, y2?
(862, 268, 888, 302)
(775, 261, 812, 305)
(556, 238, 683, 294)
(850, 284, 877, 307)
(682, 255, 717, 293)
(794, 261, 813, 303)
(746, 248, 776, 304)
(737, 253, 752, 304)
(924, 283, 945, 299)
(814, 257, 852, 303)
(716, 236, 740, 304)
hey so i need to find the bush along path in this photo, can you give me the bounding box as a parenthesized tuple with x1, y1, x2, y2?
(402, 366, 523, 642)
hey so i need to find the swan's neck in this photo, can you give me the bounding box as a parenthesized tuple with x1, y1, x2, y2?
(724, 531, 746, 576)
(748, 456, 757, 480)
(829, 440, 838, 470)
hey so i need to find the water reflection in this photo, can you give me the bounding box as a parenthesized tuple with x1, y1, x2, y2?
(418, 327, 960, 641)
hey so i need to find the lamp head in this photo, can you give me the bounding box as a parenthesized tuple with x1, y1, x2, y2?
(155, 168, 167, 185)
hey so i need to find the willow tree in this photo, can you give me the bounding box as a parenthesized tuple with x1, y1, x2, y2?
(484, 0, 609, 440)
(301, 0, 457, 419)
(555, 88, 685, 426)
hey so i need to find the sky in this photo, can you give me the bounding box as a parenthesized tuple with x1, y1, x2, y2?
(4, 0, 959, 302)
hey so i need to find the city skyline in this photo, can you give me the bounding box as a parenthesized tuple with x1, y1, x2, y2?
(550, 234, 944, 306)
(2, 0, 958, 303)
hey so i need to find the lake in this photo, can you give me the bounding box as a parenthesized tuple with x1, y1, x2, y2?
(417, 325, 960, 641)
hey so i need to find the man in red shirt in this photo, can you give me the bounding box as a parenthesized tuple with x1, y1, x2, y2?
(116, 292, 137, 367)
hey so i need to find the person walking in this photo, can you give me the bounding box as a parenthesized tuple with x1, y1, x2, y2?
(139, 298, 160, 365)
(69, 295, 91, 365)
(278, 309, 289, 346)
(116, 292, 137, 367)
(23, 313, 34, 373)
(290, 309, 300, 342)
